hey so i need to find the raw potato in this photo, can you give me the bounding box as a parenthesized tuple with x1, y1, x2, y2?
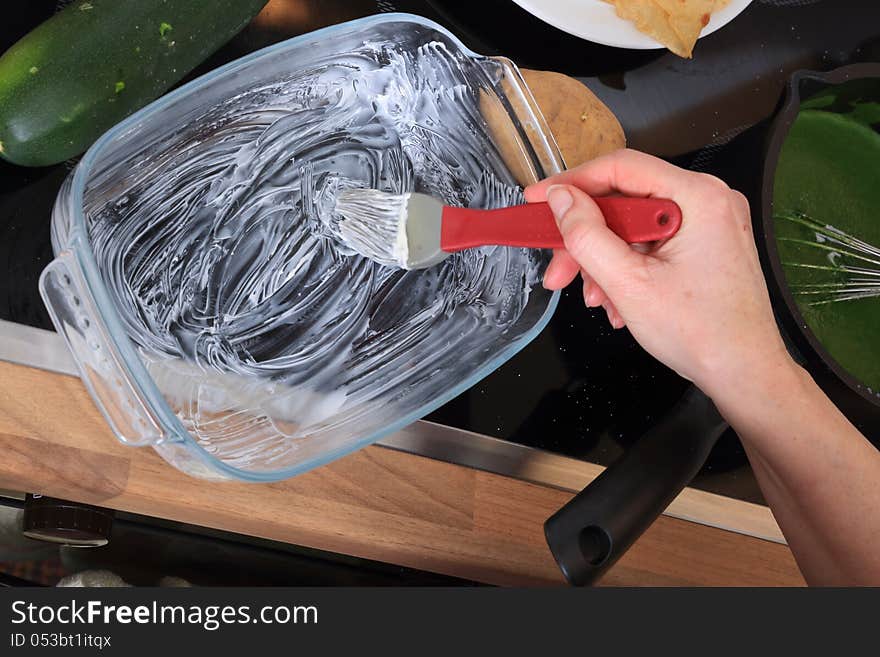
(522, 69, 626, 168)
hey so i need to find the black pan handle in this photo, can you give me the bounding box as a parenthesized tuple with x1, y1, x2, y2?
(544, 385, 728, 586)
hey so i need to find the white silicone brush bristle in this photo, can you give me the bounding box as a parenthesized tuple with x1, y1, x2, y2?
(336, 189, 411, 268)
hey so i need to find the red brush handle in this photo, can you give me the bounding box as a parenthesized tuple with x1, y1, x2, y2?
(439, 197, 682, 252)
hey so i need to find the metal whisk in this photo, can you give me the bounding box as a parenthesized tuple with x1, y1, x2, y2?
(776, 211, 880, 306)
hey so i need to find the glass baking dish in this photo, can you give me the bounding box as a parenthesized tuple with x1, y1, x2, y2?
(39, 13, 563, 481)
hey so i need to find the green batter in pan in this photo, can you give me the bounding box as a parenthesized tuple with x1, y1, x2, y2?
(772, 81, 880, 394)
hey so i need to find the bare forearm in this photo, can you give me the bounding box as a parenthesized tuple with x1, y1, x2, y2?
(708, 359, 880, 585)
(530, 152, 880, 584)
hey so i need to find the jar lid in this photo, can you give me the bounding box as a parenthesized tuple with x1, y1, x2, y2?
(22, 494, 113, 547)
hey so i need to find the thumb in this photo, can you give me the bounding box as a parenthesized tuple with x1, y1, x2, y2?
(546, 184, 645, 292)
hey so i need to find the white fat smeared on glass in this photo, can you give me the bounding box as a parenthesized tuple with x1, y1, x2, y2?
(83, 40, 548, 472)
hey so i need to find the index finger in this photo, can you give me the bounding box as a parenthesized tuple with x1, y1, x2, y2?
(524, 149, 692, 203)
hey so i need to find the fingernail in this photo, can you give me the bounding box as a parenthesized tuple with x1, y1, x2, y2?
(546, 185, 573, 221)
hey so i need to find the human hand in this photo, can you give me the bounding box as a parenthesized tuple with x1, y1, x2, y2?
(525, 149, 793, 394)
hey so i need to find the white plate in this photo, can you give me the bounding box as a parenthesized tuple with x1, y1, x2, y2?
(510, 0, 754, 51)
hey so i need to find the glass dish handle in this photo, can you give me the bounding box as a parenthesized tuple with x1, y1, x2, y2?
(481, 56, 566, 183)
(39, 252, 163, 447)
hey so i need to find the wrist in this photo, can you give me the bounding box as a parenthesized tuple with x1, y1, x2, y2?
(697, 344, 804, 413)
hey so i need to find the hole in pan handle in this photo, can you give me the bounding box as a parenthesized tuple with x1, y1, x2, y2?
(544, 385, 728, 586)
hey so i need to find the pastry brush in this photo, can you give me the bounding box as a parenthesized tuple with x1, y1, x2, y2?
(335, 188, 682, 269)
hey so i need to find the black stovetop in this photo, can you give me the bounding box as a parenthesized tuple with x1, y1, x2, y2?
(3, 0, 879, 506)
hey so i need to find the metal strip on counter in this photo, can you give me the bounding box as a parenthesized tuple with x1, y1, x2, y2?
(0, 318, 785, 544)
(0, 319, 79, 377)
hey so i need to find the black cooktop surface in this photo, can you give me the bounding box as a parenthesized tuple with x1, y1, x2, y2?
(3, 0, 879, 506)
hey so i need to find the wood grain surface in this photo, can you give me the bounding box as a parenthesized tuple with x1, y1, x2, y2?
(0, 361, 804, 586)
(0, 75, 804, 586)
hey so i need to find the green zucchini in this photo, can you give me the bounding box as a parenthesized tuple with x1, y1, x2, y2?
(0, 0, 268, 167)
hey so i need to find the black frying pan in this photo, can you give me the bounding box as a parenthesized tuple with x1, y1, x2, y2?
(544, 63, 880, 586)
(758, 63, 880, 437)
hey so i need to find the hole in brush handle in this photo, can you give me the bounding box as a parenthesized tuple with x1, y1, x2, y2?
(594, 197, 682, 243)
(439, 197, 682, 252)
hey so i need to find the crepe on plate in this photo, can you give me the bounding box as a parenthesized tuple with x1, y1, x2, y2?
(606, 0, 732, 58)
